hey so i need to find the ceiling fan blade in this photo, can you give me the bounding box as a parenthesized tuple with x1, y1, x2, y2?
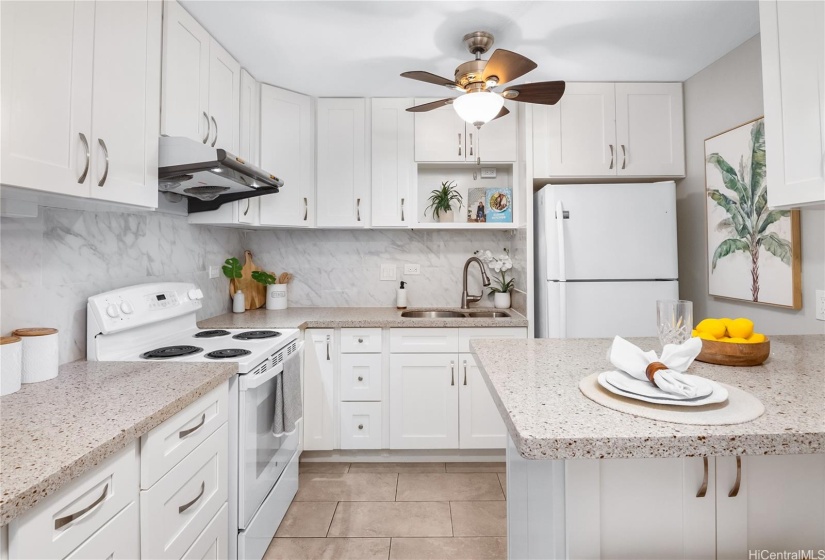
(502, 81, 566, 105)
(482, 49, 537, 86)
(405, 98, 454, 112)
(490, 106, 510, 122)
(401, 71, 458, 88)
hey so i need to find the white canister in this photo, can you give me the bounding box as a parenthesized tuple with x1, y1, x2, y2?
(233, 291, 246, 313)
(1, 336, 22, 396)
(266, 284, 288, 310)
(13, 328, 58, 384)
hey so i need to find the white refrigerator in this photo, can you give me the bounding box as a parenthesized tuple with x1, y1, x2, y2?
(535, 182, 679, 338)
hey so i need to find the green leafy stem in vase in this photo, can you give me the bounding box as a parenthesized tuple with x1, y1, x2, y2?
(251, 271, 278, 285)
(475, 248, 515, 296)
(222, 257, 242, 280)
(425, 180, 463, 219)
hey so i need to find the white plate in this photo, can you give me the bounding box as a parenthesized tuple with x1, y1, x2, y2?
(603, 369, 714, 400)
(597, 371, 729, 407)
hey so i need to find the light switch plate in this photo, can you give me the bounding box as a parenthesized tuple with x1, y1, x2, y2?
(816, 290, 825, 321)
(380, 264, 397, 281)
(209, 266, 220, 279)
(404, 264, 421, 275)
(481, 167, 497, 178)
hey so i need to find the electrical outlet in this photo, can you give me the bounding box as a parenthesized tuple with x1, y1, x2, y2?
(209, 266, 220, 279)
(816, 289, 825, 321)
(380, 264, 397, 281)
(481, 167, 497, 178)
(404, 264, 421, 275)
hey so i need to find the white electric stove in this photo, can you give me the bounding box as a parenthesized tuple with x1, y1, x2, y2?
(87, 282, 301, 560)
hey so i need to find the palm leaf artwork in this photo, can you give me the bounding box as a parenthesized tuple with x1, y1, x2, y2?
(706, 119, 791, 302)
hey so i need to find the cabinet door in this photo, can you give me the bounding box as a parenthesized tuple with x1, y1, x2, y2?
(89, 0, 161, 208)
(0, 1, 94, 196)
(303, 330, 335, 450)
(390, 354, 458, 449)
(760, 0, 825, 207)
(161, 0, 210, 144)
(207, 39, 240, 152)
(716, 454, 825, 559)
(237, 69, 260, 225)
(414, 98, 467, 162)
(476, 100, 518, 163)
(316, 98, 368, 227)
(371, 98, 415, 226)
(64, 501, 139, 560)
(534, 83, 617, 178)
(458, 353, 506, 449)
(259, 84, 313, 227)
(565, 457, 716, 559)
(615, 83, 684, 177)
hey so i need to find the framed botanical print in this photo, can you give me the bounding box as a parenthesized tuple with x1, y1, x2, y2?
(704, 117, 802, 309)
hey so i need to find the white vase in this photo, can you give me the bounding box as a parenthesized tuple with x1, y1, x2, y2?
(494, 291, 511, 309)
(232, 291, 245, 313)
(438, 209, 454, 223)
(266, 284, 288, 310)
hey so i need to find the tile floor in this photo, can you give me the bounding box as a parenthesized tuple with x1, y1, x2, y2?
(263, 462, 507, 560)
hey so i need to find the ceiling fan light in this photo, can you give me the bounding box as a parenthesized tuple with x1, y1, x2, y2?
(453, 92, 504, 128)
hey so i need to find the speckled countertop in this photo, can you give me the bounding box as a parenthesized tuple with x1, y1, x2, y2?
(199, 306, 528, 329)
(0, 360, 236, 526)
(471, 335, 825, 460)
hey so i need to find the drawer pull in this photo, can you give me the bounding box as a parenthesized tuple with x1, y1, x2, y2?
(357, 376, 364, 382)
(179, 413, 206, 439)
(463, 360, 468, 386)
(696, 457, 709, 498)
(179, 481, 205, 514)
(358, 338, 364, 343)
(450, 361, 455, 386)
(326, 335, 331, 360)
(358, 424, 364, 430)
(728, 456, 742, 497)
(55, 483, 108, 530)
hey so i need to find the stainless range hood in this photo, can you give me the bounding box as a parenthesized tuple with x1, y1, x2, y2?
(158, 136, 283, 213)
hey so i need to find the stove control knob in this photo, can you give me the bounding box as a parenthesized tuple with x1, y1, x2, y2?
(120, 301, 134, 314)
(106, 304, 120, 318)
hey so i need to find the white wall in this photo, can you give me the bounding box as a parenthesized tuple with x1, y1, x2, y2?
(677, 35, 825, 334)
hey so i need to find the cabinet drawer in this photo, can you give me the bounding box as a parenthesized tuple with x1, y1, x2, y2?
(181, 503, 228, 560)
(340, 402, 382, 449)
(140, 423, 228, 560)
(340, 354, 383, 401)
(458, 327, 527, 353)
(64, 501, 139, 560)
(340, 328, 382, 353)
(141, 382, 228, 489)
(390, 328, 459, 353)
(9, 442, 139, 560)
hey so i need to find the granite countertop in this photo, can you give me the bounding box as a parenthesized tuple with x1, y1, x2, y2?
(0, 360, 237, 526)
(199, 306, 529, 329)
(470, 335, 825, 461)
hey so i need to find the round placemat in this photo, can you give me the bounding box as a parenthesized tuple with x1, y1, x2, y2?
(579, 372, 765, 425)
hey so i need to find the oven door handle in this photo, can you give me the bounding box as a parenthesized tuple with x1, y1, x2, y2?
(239, 342, 303, 391)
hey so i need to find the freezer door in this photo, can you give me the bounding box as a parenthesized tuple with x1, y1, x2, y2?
(540, 182, 678, 281)
(544, 280, 679, 338)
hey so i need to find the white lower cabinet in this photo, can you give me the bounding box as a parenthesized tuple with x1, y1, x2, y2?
(64, 501, 140, 560)
(340, 402, 382, 450)
(458, 353, 507, 449)
(303, 329, 335, 450)
(340, 353, 382, 402)
(181, 503, 228, 560)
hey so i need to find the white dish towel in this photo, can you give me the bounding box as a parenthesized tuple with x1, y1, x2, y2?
(608, 336, 704, 398)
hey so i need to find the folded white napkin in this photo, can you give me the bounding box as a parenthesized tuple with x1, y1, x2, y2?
(608, 336, 704, 398)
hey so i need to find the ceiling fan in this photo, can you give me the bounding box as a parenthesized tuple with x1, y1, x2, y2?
(401, 31, 566, 128)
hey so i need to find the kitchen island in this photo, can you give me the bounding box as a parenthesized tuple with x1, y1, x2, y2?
(470, 335, 825, 559)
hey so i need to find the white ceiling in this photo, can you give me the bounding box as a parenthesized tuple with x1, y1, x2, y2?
(181, 0, 760, 98)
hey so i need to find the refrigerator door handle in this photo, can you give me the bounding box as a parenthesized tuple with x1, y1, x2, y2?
(555, 200, 567, 338)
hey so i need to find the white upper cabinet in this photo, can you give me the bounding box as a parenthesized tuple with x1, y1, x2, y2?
(760, 0, 825, 208)
(237, 69, 260, 225)
(316, 98, 369, 227)
(475, 100, 518, 163)
(371, 98, 415, 227)
(207, 39, 240, 152)
(533, 82, 684, 179)
(259, 84, 314, 227)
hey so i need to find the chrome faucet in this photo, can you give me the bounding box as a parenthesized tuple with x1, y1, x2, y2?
(461, 257, 491, 309)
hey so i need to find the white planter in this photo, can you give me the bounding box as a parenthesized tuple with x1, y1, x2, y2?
(494, 292, 511, 309)
(266, 284, 288, 310)
(438, 209, 454, 223)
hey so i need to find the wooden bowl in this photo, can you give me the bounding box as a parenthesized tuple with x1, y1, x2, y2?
(695, 337, 770, 366)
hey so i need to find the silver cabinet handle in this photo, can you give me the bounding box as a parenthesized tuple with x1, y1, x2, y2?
(326, 335, 331, 360)
(458, 133, 462, 156)
(178, 481, 205, 514)
(728, 456, 742, 497)
(621, 144, 627, 170)
(243, 198, 251, 216)
(210, 116, 218, 147)
(609, 144, 614, 170)
(401, 198, 405, 222)
(463, 360, 468, 386)
(357, 376, 363, 382)
(202, 111, 210, 144)
(358, 424, 364, 430)
(450, 360, 455, 386)
(179, 413, 206, 439)
(469, 133, 473, 156)
(696, 457, 709, 498)
(97, 138, 109, 187)
(55, 483, 108, 529)
(78, 133, 90, 184)
(303, 197, 308, 221)
(356, 198, 361, 221)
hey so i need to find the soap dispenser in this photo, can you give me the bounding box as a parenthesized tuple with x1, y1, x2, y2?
(397, 281, 407, 310)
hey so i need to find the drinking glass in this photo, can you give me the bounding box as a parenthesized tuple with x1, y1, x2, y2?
(656, 300, 693, 347)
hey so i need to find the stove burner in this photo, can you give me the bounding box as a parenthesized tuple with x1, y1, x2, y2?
(141, 345, 203, 360)
(205, 348, 252, 359)
(232, 330, 282, 340)
(194, 330, 231, 338)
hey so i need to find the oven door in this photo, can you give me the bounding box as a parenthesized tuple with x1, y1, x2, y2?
(238, 348, 302, 529)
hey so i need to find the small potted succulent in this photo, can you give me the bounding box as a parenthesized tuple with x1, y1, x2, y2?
(425, 180, 463, 223)
(476, 248, 515, 309)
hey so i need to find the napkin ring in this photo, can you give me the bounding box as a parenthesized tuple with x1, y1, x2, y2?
(645, 362, 669, 386)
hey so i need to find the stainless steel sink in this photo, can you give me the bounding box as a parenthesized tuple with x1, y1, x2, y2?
(400, 310, 467, 318)
(467, 311, 512, 318)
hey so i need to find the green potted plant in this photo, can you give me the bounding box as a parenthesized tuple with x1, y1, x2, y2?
(476, 248, 515, 309)
(425, 180, 463, 223)
(251, 271, 288, 310)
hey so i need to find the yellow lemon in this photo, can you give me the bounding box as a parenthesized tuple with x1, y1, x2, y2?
(696, 332, 717, 341)
(722, 337, 750, 343)
(747, 333, 766, 343)
(695, 318, 726, 339)
(728, 318, 754, 339)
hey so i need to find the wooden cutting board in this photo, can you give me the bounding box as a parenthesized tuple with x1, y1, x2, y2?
(229, 250, 266, 310)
